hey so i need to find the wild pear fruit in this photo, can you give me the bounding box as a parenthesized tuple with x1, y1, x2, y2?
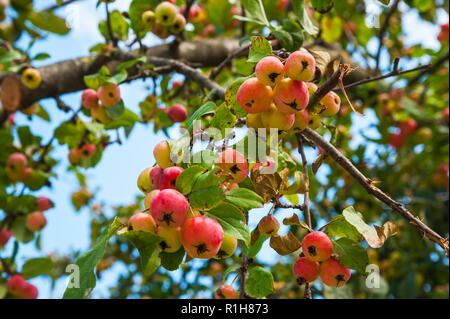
(236, 78, 273, 114)
(273, 78, 309, 114)
(284, 49, 316, 82)
(216, 149, 248, 183)
(150, 189, 189, 227)
(320, 258, 351, 288)
(302, 231, 333, 262)
(181, 216, 224, 259)
(293, 257, 320, 284)
(255, 56, 285, 87)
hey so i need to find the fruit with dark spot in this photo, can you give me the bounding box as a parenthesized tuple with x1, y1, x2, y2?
(258, 215, 280, 236)
(308, 113, 321, 130)
(302, 231, 333, 262)
(98, 83, 121, 107)
(156, 226, 182, 253)
(293, 257, 320, 284)
(155, 1, 178, 27)
(255, 56, 285, 87)
(128, 212, 157, 233)
(141, 10, 155, 25)
(21, 68, 41, 89)
(319, 258, 351, 288)
(26, 211, 47, 232)
(214, 234, 237, 259)
(91, 105, 110, 124)
(181, 216, 224, 259)
(216, 149, 248, 183)
(151, 189, 189, 227)
(81, 89, 99, 109)
(273, 78, 309, 114)
(214, 284, 237, 299)
(237, 78, 273, 114)
(320, 91, 341, 116)
(293, 109, 309, 131)
(6, 153, 27, 182)
(284, 49, 316, 82)
(150, 165, 163, 189)
(80, 143, 96, 158)
(137, 167, 154, 194)
(169, 13, 186, 34)
(160, 166, 184, 190)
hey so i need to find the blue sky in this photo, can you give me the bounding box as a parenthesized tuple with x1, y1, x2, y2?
(0, 0, 448, 299)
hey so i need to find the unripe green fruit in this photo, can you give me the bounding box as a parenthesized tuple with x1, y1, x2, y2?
(308, 113, 321, 130)
(216, 149, 248, 183)
(169, 13, 186, 34)
(155, 2, 178, 27)
(128, 212, 157, 233)
(284, 49, 316, 82)
(21, 68, 42, 89)
(215, 234, 238, 259)
(293, 109, 309, 131)
(302, 231, 333, 262)
(261, 104, 295, 131)
(91, 105, 110, 124)
(156, 226, 182, 253)
(142, 10, 155, 25)
(320, 258, 351, 288)
(137, 167, 153, 194)
(246, 113, 265, 132)
(26, 211, 47, 232)
(236, 78, 273, 114)
(181, 216, 224, 259)
(154, 141, 174, 169)
(293, 257, 320, 284)
(214, 284, 237, 299)
(258, 215, 280, 236)
(273, 78, 309, 114)
(255, 56, 285, 87)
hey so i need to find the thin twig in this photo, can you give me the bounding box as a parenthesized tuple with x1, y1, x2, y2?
(375, 0, 401, 71)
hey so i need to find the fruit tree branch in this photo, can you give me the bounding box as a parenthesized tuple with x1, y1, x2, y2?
(301, 127, 449, 254)
(375, 0, 401, 71)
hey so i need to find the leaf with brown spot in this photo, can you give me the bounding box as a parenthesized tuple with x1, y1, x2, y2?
(374, 221, 399, 244)
(1, 76, 22, 112)
(269, 232, 301, 256)
(283, 214, 301, 226)
(250, 168, 290, 202)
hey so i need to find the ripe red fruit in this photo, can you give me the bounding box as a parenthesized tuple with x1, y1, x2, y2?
(26, 212, 47, 232)
(81, 89, 99, 109)
(255, 56, 285, 87)
(36, 197, 54, 212)
(258, 215, 280, 236)
(214, 284, 237, 299)
(150, 165, 163, 189)
(168, 104, 188, 122)
(216, 149, 248, 183)
(22, 283, 38, 299)
(69, 148, 82, 165)
(399, 119, 417, 136)
(302, 231, 333, 262)
(128, 212, 157, 233)
(443, 107, 449, 123)
(151, 189, 189, 228)
(6, 152, 28, 182)
(181, 216, 224, 259)
(438, 22, 449, 43)
(0, 228, 13, 247)
(284, 49, 316, 82)
(98, 83, 121, 107)
(80, 143, 96, 158)
(388, 133, 406, 150)
(320, 258, 351, 288)
(273, 78, 309, 114)
(236, 78, 273, 114)
(160, 166, 184, 190)
(6, 275, 27, 297)
(293, 257, 320, 284)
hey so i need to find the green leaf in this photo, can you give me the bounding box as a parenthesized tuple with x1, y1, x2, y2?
(12, 216, 35, 243)
(332, 238, 369, 274)
(241, 0, 270, 27)
(311, 0, 334, 13)
(225, 76, 254, 118)
(160, 247, 185, 271)
(325, 214, 363, 242)
(185, 101, 216, 133)
(176, 166, 206, 195)
(205, 203, 250, 245)
(292, 0, 319, 35)
(247, 233, 268, 258)
(27, 11, 70, 35)
(273, 20, 304, 52)
(189, 186, 224, 209)
(116, 56, 147, 72)
(33, 53, 51, 61)
(247, 36, 272, 63)
(63, 217, 122, 299)
(104, 108, 141, 130)
(246, 266, 274, 298)
(106, 71, 128, 85)
(104, 100, 125, 120)
(210, 104, 236, 136)
(225, 188, 263, 210)
(54, 122, 85, 148)
(117, 229, 162, 276)
(21, 258, 53, 279)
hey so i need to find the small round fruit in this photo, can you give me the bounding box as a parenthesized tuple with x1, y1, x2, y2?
(144, 190, 160, 210)
(168, 104, 188, 122)
(91, 105, 110, 124)
(308, 114, 321, 130)
(81, 89, 99, 109)
(36, 197, 54, 212)
(137, 167, 153, 194)
(150, 189, 189, 228)
(258, 215, 280, 237)
(214, 284, 237, 299)
(246, 113, 265, 131)
(399, 119, 417, 136)
(284, 49, 316, 82)
(273, 78, 309, 114)
(302, 231, 333, 262)
(98, 83, 121, 107)
(320, 258, 351, 288)
(216, 149, 248, 183)
(389, 133, 405, 150)
(80, 143, 96, 158)
(150, 165, 163, 189)
(255, 56, 285, 87)
(26, 212, 47, 232)
(156, 226, 182, 253)
(6, 275, 27, 297)
(261, 104, 295, 131)
(6, 152, 27, 182)
(169, 13, 186, 34)
(236, 78, 273, 114)
(154, 141, 174, 169)
(21, 68, 42, 89)
(293, 109, 309, 131)
(69, 148, 82, 165)
(215, 234, 238, 259)
(141, 10, 155, 25)
(159, 166, 184, 190)
(128, 212, 157, 233)
(155, 1, 178, 27)
(22, 283, 38, 299)
(293, 257, 320, 284)
(320, 91, 341, 116)
(0, 228, 13, 247)
(181, 216, 224, 259)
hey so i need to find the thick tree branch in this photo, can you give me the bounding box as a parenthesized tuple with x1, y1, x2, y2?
(301, 128, 449, 254)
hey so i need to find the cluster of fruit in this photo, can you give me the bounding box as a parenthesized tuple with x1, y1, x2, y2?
(3, 275, 38, 299)
(239, 49, 341, 134)
(5, 152, 46, 190)
(141, 1, 186, 39)
(80, 83, 121, 124)
(293, 231, 351, 288)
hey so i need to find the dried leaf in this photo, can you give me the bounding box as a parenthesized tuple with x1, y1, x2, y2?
(269, 232, 301, 256)
(307, 48, 331, 81)
(250, 227, 261, 246)
(283, 214, 301, 226)
(250, 168, 290, 202)
(374, 221, 399, 244)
